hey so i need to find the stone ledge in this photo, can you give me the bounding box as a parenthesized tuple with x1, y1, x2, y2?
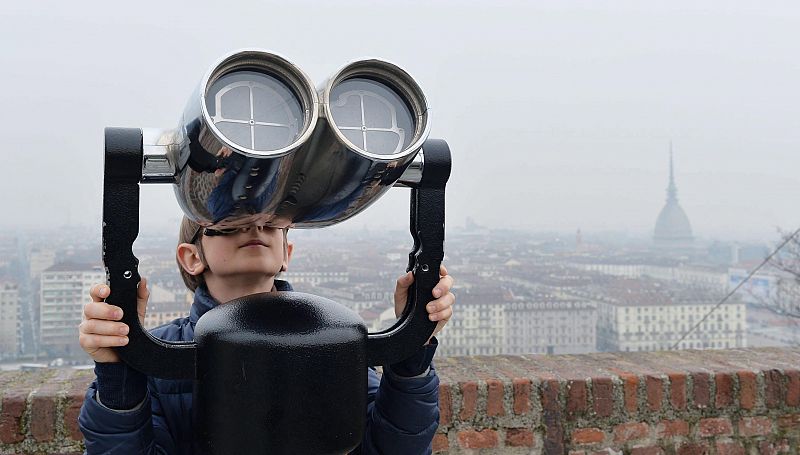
(0, 347, 798, 454)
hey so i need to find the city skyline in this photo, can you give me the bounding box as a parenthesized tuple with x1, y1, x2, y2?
(2, 220, 798, 367)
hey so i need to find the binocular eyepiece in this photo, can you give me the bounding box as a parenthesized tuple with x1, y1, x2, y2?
(142, 49, 431, 229)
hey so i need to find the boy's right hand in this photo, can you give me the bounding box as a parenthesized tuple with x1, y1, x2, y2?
(79, 278, 149, 363)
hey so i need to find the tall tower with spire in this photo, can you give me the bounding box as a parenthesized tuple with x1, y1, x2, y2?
(653, 142, 693, 247)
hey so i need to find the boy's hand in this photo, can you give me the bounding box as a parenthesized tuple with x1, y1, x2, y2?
(79, 278, 149, 363)
(394, 265, 455, 344)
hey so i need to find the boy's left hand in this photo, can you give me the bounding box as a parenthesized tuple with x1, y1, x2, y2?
(394, 264, 455, 345)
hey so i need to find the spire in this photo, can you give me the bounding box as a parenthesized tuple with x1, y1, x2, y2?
(667, 141, 678, 201)
(654, 140, 693, 246)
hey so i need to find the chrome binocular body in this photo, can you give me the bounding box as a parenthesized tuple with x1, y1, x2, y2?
(141, 49, 430, 228)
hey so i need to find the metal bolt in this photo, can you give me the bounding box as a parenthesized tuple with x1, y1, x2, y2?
(421, 264, 430, 272)
(123, 270, 132, 279)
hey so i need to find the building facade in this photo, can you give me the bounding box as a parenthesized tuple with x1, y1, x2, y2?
(505, 294, 597, 355)
(0, 282, 20, 359)
(596, 280, 746, 352)
(436, 290, 506, 357)
(40, 263, 104, 358)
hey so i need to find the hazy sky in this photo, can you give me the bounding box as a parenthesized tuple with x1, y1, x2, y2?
(2, 1, 799, 241)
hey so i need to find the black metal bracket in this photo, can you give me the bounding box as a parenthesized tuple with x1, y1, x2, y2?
(103, 127, 196, 380)
(366, 139, 451, 366)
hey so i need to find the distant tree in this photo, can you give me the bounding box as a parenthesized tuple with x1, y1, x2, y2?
(760, 228, 800, 318)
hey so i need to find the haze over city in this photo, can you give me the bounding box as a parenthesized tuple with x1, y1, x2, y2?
(1, 1, 799, 240)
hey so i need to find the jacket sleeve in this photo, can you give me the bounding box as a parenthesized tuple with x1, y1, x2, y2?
(358, 354, 440, 454)
(79, 380, 177, 454)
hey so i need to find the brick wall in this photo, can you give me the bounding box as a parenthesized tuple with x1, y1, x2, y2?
(1, 347, 798, 454)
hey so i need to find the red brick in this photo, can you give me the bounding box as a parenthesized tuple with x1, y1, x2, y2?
(738, 416, 772, 437)
(459, 381, 477, 420)
(486, 379, 505, 417)
(715, 372, 734, 408)
(439, 383, 452, 425)
(613, 422, 649, 443)
(542, 379, 564, 455)
(759, 439, 791, 455)
(631, 447, 665, 455)
(0, 390, 27, 444)
(512, 378, 531, 415)
(677, 442, 709, 455)
(764, 369, 784, 408)
(566, 379, 587, 419)
(645, 375, 663, 411)
(715, 441, 745, 455)
(65, 376, 90, 441)
(656, 419, 689, 438)
(29, 368, 74, 443)
(621, 374, 639, 413)
(571, 428, 604, 445)
(432, 433, 448, 453)
(30, 390, 56, 442)
(737, 371, 757, 410)
(777, 413, 800, 432)
(541, 379, 560, 413)
(65, 398, 83, 440)
(457, 429, 498, 449)
(692, 372, 710, 409)
(592, 377, 613, 418)
(786, 370, 800, 407)
(669, 373, 686, 410)
(506, 428, 534, 447)
(698, 417, 733, 437)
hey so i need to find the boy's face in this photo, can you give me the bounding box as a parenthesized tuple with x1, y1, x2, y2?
(200, 226, 292, 280)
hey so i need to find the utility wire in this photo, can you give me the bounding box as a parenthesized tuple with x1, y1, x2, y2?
(670, 225, 800, 350)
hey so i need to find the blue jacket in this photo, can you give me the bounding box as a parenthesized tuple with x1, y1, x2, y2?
(79, 282, 440, 454)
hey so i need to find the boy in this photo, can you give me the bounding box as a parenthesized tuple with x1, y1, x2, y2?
(78, 217, 455, 454)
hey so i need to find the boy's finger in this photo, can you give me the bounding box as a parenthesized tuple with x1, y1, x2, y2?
(80, 319, 129, 337)
(432, 275, 454, 298)
(84, 301, 123, 321)
(79, 333, 129, 349)
(430, 307, 453, 322)
(137, 278, 150, 301)
(89, 284, 110, 302)
(136, 278, 149, 323)
(440, 264, 448, 276)
(395, 272, 414, 289)
(429, 292, 455, 313)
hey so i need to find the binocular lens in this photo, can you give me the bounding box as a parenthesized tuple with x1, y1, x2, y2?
(329, 78, 414, 156)
(206, 70, 305, 152)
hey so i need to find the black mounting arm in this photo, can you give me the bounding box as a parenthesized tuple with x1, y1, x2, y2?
(366, 139, 451, 366)
(103, 127, 196, 380)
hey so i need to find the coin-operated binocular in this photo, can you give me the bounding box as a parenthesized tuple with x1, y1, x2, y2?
(102, 49, 450, 454)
